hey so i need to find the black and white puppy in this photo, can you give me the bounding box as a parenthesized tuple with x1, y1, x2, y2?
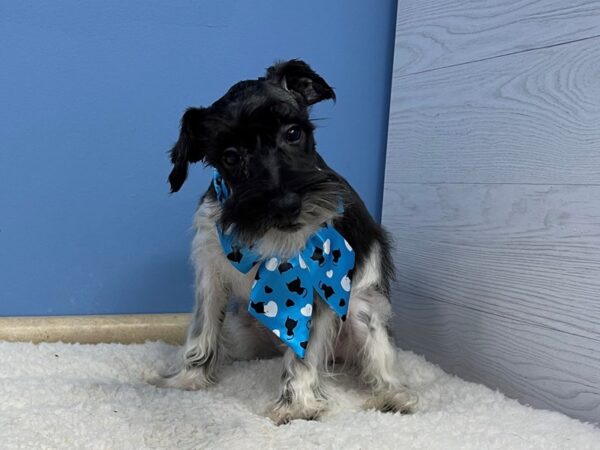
(155, 60, 416, 424)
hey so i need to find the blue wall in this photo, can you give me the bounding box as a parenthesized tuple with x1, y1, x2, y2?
(0, 1, 397, 316)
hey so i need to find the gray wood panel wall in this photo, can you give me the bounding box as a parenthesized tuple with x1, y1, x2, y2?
(383, 0, 600, 424)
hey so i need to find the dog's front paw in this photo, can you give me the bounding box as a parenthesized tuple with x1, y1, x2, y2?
(364, 387, 418, 415)
(148, 367, 214, 391)
(267, 401, 327, 425)
(267, 398, 327, 425)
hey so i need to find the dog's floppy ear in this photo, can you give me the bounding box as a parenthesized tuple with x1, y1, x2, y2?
(265, 59, 335, 105)
(168, 107, 207, 193)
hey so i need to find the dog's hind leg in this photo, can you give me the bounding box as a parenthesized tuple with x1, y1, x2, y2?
(268, 300, 338, 425)
(349, 289, 418, 414)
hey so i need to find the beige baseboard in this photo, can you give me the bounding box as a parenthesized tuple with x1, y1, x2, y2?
(0, 314, 190, 345)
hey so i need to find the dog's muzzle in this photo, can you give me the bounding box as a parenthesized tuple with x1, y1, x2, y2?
(269, 192, 302, 229)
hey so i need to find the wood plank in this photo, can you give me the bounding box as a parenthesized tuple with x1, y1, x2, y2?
(382, 182, 600, 422)
(386, 37, 600, 184)
(0, 314, 189, 345)
(391, 291, 600, 423)
(395, 0, 600, 76)
(383, 183, 600, 341)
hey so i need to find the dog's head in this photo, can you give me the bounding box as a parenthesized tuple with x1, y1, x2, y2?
(168, 60, 349, 243)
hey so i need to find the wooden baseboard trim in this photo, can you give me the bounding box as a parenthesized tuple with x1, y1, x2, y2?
(0, 314, 190, 345)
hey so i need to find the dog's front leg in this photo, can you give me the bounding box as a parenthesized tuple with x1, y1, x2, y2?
(154, 263, 228, 390)
(268, 301, 338, 425)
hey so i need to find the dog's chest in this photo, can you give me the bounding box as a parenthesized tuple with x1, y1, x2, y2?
(192, 201, 258, 300)
(191, 197, 379, 305)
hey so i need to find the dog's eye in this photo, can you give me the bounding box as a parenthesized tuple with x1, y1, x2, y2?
(222, 149, 240, 167)
(285, 126, 302, 143)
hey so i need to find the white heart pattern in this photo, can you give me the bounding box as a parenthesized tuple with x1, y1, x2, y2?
(265, 257, 278, 271)
(300, 304, 313, 317)
(341, 275, 351, 292)
(326, 270, 334, 278)
(272, 329, 280, 337)
(263, 301, 278, 318)
(344, 239, 353, 251)
(298, 254, 307, 269)
(323, 239, 331, 255)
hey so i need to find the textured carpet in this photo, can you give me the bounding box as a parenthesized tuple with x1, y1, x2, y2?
(0, 341, 598, 449)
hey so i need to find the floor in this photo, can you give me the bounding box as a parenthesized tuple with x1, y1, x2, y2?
(0, 341, 598, 449)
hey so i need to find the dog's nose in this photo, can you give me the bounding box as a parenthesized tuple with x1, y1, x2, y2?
(270, 192, 302, 219)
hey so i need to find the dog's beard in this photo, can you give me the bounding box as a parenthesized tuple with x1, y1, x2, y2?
(218, 169, 349, 253)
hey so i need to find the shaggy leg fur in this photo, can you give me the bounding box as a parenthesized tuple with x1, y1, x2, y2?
(268, 302, 339, 425)
(151, 264, 228, 390)
(349, 289, 418, 414)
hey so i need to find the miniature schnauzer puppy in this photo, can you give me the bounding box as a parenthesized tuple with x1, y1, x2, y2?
(155, 60, 417, 424)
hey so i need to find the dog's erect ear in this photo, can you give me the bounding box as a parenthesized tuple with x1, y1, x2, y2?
(265, 59, 335, 105)
(168, 107, 207, 193)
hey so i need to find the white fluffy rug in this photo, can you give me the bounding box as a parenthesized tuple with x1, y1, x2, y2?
(0, 342, 598, 449)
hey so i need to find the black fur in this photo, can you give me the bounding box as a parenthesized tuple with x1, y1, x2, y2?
(168, 59, 394, 298)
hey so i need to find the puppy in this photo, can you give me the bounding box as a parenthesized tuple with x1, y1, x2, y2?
(155, 60, 416, 424)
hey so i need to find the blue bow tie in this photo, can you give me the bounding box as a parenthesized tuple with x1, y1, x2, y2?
(212, 170, 355, 358)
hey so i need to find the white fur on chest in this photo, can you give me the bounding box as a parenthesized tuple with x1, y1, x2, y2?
(191, 200, 257, 300)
